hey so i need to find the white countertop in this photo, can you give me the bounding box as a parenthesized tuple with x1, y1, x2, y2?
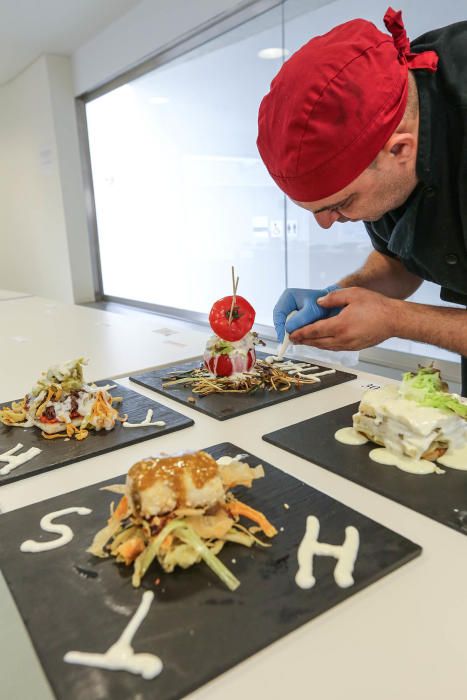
(0, 295, 465, 700)
(0, 288, 32, 301)
(0, 296, 207, 403)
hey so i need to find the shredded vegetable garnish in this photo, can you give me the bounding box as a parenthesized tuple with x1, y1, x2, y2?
(0, 399, 29, 425)
(162, 359, 320, 396)
(400, 365, 467, 418)
(87, 453, 277, 591)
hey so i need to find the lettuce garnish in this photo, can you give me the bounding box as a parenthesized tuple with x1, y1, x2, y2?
(400, 367, 467, 419)
(32, 358, 86, 395)
(211, 340, 234, 355)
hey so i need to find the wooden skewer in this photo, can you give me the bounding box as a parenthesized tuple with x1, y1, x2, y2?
(228, 266, 239, 325)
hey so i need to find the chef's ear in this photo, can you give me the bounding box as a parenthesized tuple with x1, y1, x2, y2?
(385, 132, 417, 164)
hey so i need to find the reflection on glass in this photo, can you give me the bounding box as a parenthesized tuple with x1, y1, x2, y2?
(86, 7, 284, 326)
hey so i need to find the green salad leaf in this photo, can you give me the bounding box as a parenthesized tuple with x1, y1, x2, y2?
(32, 357, 86, 395)
(211, 340, 234, 355)
(400, 366, 467, 418)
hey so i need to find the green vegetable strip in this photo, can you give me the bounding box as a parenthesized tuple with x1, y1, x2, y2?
(132, 519, 240, 591)
(174, 525, 240, 591)
(222, 531, 255, 547)
(132, 519, 186, 587)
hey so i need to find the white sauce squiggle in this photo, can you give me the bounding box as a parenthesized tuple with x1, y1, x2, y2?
(264, 356, 335, 381)
(0, 443, 41, 476)
(123, 409, 166, 429)
(289, 366, 320, 376)
(64, 591, 162, 680)
(216, 454, 248, 465)
(296, 515, 359, 589)
(311, 369, 336, 378)
(20, 507, 92, 552)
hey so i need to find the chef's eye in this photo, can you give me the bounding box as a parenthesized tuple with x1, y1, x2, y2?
(338, 198, 352, 211)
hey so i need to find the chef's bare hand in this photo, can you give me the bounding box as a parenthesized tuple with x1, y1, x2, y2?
(289, 287, 397, 350)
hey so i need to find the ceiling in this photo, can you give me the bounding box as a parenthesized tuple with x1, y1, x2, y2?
(0, 0, 142, 85)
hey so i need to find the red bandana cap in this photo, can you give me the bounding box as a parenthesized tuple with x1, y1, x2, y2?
(257, 7, 438, 201)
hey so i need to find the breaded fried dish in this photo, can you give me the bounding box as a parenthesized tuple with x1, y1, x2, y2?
(88, 450, 277, 590)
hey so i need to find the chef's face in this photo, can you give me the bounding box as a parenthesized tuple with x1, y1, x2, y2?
(293, 132, 418, 228)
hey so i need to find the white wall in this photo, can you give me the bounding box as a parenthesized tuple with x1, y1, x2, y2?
(0, 55, 93, 303)
(46, 55, 94, 303)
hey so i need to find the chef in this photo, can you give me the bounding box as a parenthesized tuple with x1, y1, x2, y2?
(257, 8, 467, 392)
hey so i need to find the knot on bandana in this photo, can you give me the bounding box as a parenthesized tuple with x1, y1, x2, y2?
(384, 6, 439, 72)
(257, 9, 436, 201)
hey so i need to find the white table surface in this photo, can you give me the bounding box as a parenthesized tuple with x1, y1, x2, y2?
(0, 296, 207, 403)
(0, 288, 32, 301)
(1, 296, 465, 700)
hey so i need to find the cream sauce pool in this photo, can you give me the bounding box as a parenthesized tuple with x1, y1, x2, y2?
(437, 444, 467, 471)
(334, 427, 368, 446)
(369, 448, 445, 475)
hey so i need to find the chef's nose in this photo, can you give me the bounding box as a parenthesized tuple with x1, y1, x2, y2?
(313, 210, 340, 229)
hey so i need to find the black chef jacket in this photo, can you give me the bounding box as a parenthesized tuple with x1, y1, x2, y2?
(364, 20, 467, 307)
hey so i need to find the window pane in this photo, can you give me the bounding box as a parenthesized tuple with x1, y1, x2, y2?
(86, 6, 284, 325)
(86, 0, 463, 367)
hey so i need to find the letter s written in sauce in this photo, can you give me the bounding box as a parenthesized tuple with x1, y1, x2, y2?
(20, 507, 92, 553)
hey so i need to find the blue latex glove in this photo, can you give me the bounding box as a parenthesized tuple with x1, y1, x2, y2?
(273, 285, 342, 342)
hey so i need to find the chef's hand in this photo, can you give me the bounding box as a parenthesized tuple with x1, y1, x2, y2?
(290, 286, 397, 350)
(273, 285, 341, 342)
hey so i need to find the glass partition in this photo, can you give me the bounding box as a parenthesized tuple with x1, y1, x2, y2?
(86, 5, 284, 326)
(84, 0, 465, 368)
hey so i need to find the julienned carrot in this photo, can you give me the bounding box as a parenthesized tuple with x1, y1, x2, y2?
(116, 536, 145, 565)
(112, 495, 129, 521)
(160, 534, 173, 553)
(226, 500, 277, 537)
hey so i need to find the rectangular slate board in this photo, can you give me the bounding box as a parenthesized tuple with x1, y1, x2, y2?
(263, 402, 467, 535)
(0, 443, 421, 700)
(0, 382, 194, 486)
(130, 352, 356, 420)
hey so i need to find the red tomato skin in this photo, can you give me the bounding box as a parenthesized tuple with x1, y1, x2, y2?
(204, 348, 256, 377)
(204, 354, 233, 377)
(40, 411, 81, 423)
(39, 415, 59, 424)
(209, 295, 255, 341)
(245, 349, 255, 372)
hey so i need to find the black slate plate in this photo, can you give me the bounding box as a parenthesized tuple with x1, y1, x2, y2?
(263, 402, 467, 535)
(0, 443, 421, 700)
(130, 352, 356, 420)
(0, 382, 194, 485)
